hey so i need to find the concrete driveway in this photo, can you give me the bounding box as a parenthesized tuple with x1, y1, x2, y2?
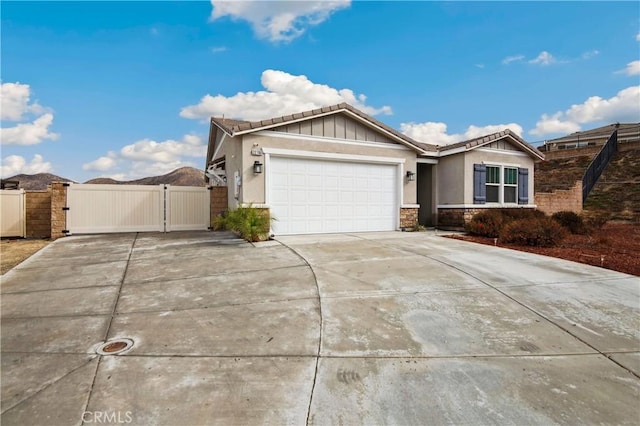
(1, 230, 638, 425)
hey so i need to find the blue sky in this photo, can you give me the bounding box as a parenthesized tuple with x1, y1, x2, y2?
(1, 1, 639, 181)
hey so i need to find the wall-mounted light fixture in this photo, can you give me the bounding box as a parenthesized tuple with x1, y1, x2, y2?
(406, 171, 416, 182)
(253, 161, 264, 174)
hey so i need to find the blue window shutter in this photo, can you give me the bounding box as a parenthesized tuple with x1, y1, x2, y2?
(518, 167, 529, 204)
(474, 164, 486, 204)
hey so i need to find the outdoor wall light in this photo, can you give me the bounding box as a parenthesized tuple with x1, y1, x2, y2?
(406, 171, 416, 181)
(253, 161, 264, 174)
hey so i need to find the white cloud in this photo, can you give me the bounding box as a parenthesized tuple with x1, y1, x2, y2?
(1, 82, 58, 146)
(180, 69, 392, 122)
(0, 154, 52, 178)
(581, 50, 599, 60)
(618, 60, 640, 76)
(529, 113, 581, 137)
(210, 0, 350, 42)
(475, 64, 485, 69)
(636, 32, 640, 42)
(82, 156, 117, 172)
(82, 134, 207, 180)
(502, 55, 524, 65)
(530, 86, 640, 136)
(0, 82, 45, 121)
(211, 46, 227, 54)
(0, 113, 59, 146)
(529, 51, 556, 66)
(400, 121, 524, 146)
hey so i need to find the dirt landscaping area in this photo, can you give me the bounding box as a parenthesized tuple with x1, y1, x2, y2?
(448, 222, 640, 277)
(0, 239, 50, 275)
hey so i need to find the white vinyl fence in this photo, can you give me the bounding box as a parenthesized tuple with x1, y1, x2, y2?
(0, 189, 26, 238)
(66, 184, 210, 234)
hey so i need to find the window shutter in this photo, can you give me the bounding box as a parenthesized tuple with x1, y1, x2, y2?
(518, 167, 529, 204)
(473, 164, 486, 204)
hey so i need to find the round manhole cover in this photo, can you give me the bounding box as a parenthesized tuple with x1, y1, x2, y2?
(96, 338, 134, 355)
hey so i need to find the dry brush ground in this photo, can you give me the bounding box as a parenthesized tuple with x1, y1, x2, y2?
(449, 222, 640, 277)
(0, 239, 50, 275)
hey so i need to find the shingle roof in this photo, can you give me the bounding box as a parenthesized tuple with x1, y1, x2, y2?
(437, 129, 545, 160)
(545, 122, 639, 144)
(210, 103, 438, 153)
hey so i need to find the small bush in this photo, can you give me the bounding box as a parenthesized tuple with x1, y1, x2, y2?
(584, 212, 610, 230)
(465, 209, 505, 237)
(500, 217, 567, 247)
(499, 208, 547, 221)
(213, 205, 272, 242)
(551, 211, 587, 234)
(466, 209, 546, 238)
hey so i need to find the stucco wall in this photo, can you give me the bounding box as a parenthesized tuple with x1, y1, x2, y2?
(436, 154, 465, 205)
(213, 134, 242, 209)
(240, 133, 419, 206)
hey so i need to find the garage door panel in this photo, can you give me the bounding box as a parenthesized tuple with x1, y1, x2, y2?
(269, 157, 397, 235)
(325, 177, 339, 188)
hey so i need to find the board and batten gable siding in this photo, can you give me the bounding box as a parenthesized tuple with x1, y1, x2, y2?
(240, 133, 418, 206)
(464, 149, 535, 205)
(270, 113, 395, 144)
(481, 139, 521, 151)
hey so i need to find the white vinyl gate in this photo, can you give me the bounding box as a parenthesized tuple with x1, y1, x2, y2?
(0, 189, 26, 238)
(66, 184, 210, 234)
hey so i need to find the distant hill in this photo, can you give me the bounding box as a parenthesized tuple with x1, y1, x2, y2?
(85, 167, 206, 186)
(6, 167, 206, 190)
(3, 173, 75, 190)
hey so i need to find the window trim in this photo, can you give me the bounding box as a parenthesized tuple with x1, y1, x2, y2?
(484, 164, 519, 205)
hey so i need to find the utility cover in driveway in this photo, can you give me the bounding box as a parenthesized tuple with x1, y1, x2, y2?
(269, 157, 397, 234)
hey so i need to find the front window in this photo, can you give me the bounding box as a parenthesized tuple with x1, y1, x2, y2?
(486, 166, 500, 203)
(485, 165, 518, 204)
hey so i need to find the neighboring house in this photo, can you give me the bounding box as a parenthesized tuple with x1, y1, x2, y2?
(541, 122, 639, 152)
(205, 103, 544, 234)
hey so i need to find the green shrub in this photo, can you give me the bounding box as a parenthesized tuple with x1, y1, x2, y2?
(465, 209, 505, 237)
(213, 205, 272, 242)
(499, 217, 567, 247)
(551, 211, 587, 234)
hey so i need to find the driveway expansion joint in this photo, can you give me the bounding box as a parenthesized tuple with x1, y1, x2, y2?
(275, 239, 323, 426)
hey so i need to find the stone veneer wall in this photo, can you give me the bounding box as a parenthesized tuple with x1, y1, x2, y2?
(50, 182, 68, 240)
(535, 181, 583, 216)
(25, 191, 51, 238)
(437, 208, 486, 229)
(210, 186, 228, 228)
(400, 208, 418, 229)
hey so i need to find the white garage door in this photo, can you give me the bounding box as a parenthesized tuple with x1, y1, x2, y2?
(269, 157, 397, 235)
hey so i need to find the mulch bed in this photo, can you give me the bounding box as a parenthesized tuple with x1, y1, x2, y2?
(446, 222, 640, 277)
